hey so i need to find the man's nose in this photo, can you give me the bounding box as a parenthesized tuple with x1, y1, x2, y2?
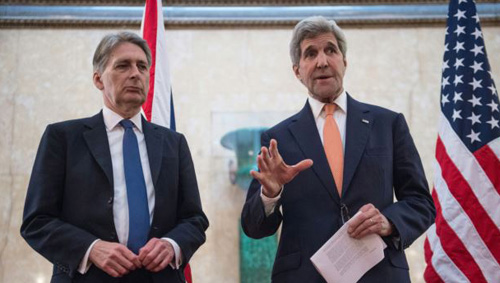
(316, 52, 328, 69)
(129, 65, 141, 78)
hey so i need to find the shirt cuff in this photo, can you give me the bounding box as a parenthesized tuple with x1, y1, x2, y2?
(78, 239, 100, 274)
(260, 186, 282, 217)
(163, 238, 182, 269)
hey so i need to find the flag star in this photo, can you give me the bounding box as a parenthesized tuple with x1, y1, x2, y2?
(444, 43, 449, 52)
(466, 130, 481, 144)
(470, 44, 485, 56)
(488, 84, 498, 95)
(442, 76, 450, 89)
(454, 75, 463, 86)
(453, 41, 465, 53)
(468, 95, 482, 107)
(469, 78, 482, 90)
(472, 14, 480, 23)
(471, 28, 483, 39)
(487, 117, 499, 129)
(453, 92, 463, 103)
(469, 61, 483, 73)
(452, 109, 462, 121)
(454, 58, 465, 70)
(467, 112, 481, 125)
(458, 0, 467, 4)
(488, 100, 499, 112)
(454, 25, 466, 37)
(442, 60, 450, 71)
(441, 94, 450, 107)
(454, 9, 467, 20)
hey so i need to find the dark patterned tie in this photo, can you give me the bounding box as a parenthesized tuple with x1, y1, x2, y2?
(120, 119, 150, 254)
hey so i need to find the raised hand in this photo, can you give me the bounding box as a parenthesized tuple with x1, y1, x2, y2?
(250, 139, 313, 198)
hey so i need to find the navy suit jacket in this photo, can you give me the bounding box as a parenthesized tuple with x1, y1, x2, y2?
(241, 95, 435, 282)
(21, 112, 208, 283)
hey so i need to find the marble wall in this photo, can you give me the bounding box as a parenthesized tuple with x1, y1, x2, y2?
(0, 25, 499, 283)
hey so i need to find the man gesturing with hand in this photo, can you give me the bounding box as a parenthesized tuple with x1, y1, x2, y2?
(241, 16, 435, 283)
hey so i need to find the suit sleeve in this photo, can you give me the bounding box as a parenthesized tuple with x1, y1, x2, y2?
(20, 125, 98, 277)
(164, 134, 209, 264)
(241, 132, 283, 239)
(382, 113, 436, 250)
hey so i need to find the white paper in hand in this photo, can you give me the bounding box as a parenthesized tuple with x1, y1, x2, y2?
(310, 212, 386, 283)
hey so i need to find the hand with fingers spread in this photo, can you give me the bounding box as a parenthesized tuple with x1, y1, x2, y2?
(89, 240, 142, 277)
(347, 203, 394, 239)
(138, 238, 175, 273)
(250, 139, 313, 198)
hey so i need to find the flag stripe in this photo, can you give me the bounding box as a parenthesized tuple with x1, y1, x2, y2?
(423, 237, 445, 283)
(433, 159, 500, 280)
(474, 144, 500, 195)
(141, 0, 158, 122)
(150, 22, 173, 128)
(426, 223, 469, 283)
(431, 179, 487, 282)
(436, 137, 500, 265)
(438, 115, 500, 228)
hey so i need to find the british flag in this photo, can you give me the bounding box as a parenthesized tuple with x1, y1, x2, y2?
(423, 0, 500, 282)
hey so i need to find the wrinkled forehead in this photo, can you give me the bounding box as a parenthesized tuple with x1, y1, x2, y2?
(300, 32, 339, 50)
(108, 42, 148, 63)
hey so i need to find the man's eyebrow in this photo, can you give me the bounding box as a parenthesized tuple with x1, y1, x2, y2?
(326, 41, 336, 47)
(303, 45, 316, 54)
(113, 59, 130, 65)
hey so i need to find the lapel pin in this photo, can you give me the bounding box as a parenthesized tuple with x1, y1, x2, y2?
(362, 119, 370, 124)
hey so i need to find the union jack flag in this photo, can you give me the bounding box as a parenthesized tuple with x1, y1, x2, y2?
(424, 0, 500, 282)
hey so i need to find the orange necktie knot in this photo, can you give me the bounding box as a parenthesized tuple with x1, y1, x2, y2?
(324, 104, 337, 116)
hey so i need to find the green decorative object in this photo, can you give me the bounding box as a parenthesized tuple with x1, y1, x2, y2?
(221, 127, 277, 283)
(239, 220, 277, 283)
(221, 127, 267, 190)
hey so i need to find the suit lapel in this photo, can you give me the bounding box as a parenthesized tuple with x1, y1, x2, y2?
(288, 101, 339, 203)
(142, 117, 163, 188)
(83, 112, 114, 187)
(342, 94, 372, 195)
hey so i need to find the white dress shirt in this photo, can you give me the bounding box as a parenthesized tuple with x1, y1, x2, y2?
(261, 91, 348, 216)
(78, 106, 181, 273)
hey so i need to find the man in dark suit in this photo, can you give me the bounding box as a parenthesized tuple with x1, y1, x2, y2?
(21, 32, 208, 283)
(241, 16, 435, 282)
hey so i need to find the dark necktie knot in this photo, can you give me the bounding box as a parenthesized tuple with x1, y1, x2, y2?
(120, 119, 134, 129)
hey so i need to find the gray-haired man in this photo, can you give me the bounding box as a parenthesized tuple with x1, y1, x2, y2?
(21, 32, 208, 283)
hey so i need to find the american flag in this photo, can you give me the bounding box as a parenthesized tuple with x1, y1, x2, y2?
(423, 0, 500, 282)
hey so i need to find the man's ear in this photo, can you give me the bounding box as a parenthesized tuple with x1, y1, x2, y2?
(293, 65, 301, 80)
(93, 72, 104, 90)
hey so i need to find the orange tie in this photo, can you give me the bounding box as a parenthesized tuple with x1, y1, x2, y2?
(323, 104, 343, 196)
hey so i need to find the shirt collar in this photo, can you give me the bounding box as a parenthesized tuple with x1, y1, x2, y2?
(308, 90, 347, 120)
(102, 105, 143, 133)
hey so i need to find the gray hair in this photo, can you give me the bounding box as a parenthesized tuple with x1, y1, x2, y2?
(92, 31, 152, 73)
(289, 16, 347, 67)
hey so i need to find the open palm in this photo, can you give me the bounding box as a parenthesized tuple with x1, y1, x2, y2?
(250, 139, 313, 197)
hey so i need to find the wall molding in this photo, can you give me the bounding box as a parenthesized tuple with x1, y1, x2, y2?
(1, 3, 499, 28)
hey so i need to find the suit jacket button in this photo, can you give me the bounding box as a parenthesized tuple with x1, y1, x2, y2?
(107, 197, 113, 205)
